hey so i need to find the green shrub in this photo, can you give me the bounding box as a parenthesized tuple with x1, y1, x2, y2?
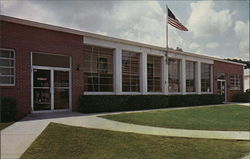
(0, 97, 17, 122)
(232, 92, 250, 103)
(77, 94, 223, 113)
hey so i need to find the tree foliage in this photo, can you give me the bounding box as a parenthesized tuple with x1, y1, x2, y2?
(225, 58, 250, 69)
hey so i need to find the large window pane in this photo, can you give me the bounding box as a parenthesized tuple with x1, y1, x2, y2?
(168, 58, 180, 92)
(186, 61, 196, 92)
(84, 45, 113, 92)
(122, 51, 140, 92)
(0, 49, 15, 85)
(201, 63, 211, 92)
(147, 55, 162, 92)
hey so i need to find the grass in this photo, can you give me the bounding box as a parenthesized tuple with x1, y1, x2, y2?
(0, 122, 14, 130)
(101, 105, 250, 131)
(20, 123, 250, 159)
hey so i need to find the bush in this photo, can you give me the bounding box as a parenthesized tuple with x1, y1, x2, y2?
(232, 92, 250, 103)
(0, 97, 17, 122)
(77, 94, 223, 113)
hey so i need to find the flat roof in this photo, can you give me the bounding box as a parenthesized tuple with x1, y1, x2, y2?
(0, 15, 245, 66)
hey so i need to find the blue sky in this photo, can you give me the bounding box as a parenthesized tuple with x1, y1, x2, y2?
(1, 0, 249, 60)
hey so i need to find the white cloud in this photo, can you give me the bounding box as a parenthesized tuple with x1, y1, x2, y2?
(189, 42, 200, 50)
(234, 20, 249, 58)
(206, 42, 219, 49)
(1, 0, 189, 49)
(187, 1, 235, 38)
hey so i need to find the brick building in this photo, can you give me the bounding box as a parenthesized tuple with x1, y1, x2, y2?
(0, 16, 244, 119)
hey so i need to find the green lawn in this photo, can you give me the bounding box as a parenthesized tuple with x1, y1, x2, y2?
(20, 123, 250, 159)
(101, 105, 250, 131)
(0, 122, 14, 130)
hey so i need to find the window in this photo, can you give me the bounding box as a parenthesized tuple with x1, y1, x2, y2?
(84, 45, 113, 92)
(201, 63, 211, 92)
(230, 74, 241, 90)
(122, 51, 140, 92)
(0, 49, 15, 85)
(186, 61, 196, 92)
(147, 55, 162, 92)
(168, 58, 180, 92)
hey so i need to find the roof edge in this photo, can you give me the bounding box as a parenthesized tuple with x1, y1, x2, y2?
(0, 15, 245, 66)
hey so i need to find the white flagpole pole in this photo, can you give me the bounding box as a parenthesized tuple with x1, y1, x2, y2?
(165, 4, 169, 95)
(166, 4, 168, 64)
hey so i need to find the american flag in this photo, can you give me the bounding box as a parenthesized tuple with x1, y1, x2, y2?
(168, 8, 188, 31)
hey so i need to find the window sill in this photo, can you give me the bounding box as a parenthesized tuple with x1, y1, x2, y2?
(168, 92, 182, 95)
(84, 92, 115, 95)
(200, 92, 213, 94)
(0, 84, 15, 87)
(230, 88, 241, 91)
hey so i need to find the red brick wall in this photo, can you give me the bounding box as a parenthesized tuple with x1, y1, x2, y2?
(0, 21, 84, 119)
(213, 60, 244, 101)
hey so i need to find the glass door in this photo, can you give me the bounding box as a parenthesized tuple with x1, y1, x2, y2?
(33, 68, 70, 111)
(33, 69, 51, 110)
(217, 80, 226, 102)
(54, 70, 69, 110)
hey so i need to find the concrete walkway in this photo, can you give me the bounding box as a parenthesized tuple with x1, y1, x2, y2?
(1, 105, 250, 159)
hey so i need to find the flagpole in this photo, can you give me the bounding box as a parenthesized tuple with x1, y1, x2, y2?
(166, 4, 168, 64)
(165, 4, 169, 94)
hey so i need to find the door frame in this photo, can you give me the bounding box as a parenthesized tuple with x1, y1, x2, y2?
(217, 79, 227, 102)
(31, 47, 72, 113)
(31, 66, 72, 113)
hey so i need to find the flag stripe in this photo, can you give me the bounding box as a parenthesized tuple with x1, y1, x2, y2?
(168, 17, 188, 31)
(168, 18, 188, 31)
(168, 17, 187, 31)
(167, 8, 188, 31)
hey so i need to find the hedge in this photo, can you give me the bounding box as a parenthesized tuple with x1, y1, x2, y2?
(77, 94, 224, 113)
(0, 96, 17, 122)
(232, 92, 250, 103)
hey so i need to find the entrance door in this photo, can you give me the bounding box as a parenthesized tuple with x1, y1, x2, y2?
(33, 68, 70, 111)
(217, 80, 226, 102)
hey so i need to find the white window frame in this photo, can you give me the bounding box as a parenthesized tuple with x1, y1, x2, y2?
(168, 58, 181, 93)
(0, 48, 15, 86)
(122, 50, 141, 93)
(230, 74, 241, 90)
(201, 63, 212, 93)
(83, 45, 115, 93)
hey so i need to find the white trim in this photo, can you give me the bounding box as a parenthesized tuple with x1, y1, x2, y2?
(217, 79, 227, 102)
(200, 92, 213, 94)
(186, 92, 197, 95)
(0, 48, 15, 86)
(147, 92, 164, 95)
(84, 92, 115, 95)
(51, 69, 54, 110)
(32, 65, 70, 71)
(122, 92, 142, 95)
(181, 59, 186, 95)
(31, 53, 33, 111)
(0, 15, 245, 66)
(168, 92, 182, 95)
(69, 56, 72, 111)
(141, 52, 147, 94)
(31, 109, 69, 114)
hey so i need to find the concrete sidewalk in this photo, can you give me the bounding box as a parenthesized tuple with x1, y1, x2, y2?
(1, 109, 250, 159)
